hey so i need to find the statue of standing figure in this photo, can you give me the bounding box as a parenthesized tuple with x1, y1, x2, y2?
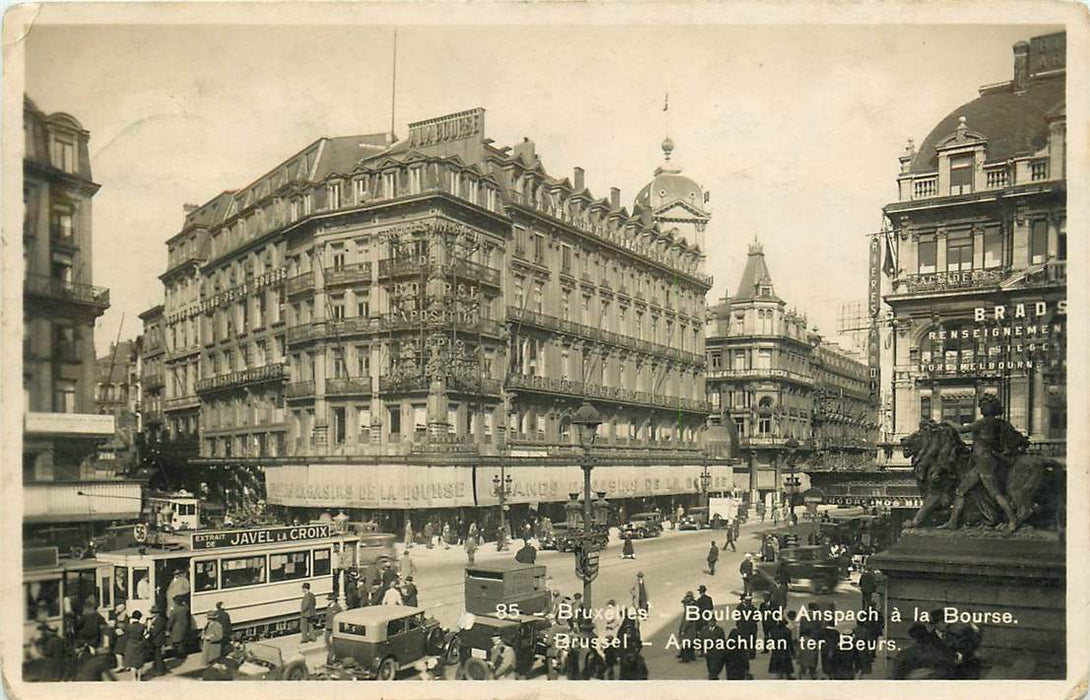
(901, 394, 1064, 533)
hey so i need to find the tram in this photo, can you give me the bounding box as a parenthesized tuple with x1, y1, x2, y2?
(94, 523, 365, 641)
(23, 547, 112, 645)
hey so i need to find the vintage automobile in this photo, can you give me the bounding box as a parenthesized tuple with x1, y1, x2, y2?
(678, 507, 710, 531)
(621, 512, 664, 539)
(538, 522, 575, 552)
(323, 606, 447, 680)
(202, 641, 311, 681)
(753, 545, 843, 594)
(446, 612, 557, 679)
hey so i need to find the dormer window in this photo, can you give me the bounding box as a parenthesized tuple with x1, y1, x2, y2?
(326, 182, 342, 209)
(383, 172, 397, 198)
(949, 154, 974, 195)
(51, 138, 76, 173)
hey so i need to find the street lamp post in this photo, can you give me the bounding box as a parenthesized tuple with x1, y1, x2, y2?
(699, 455, 712, 512)
(571, 401, 602, 611)
(784, 437, 800, 519)
(492, 460, 513, 551)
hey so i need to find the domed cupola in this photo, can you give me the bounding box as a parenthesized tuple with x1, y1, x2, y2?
(634, 137, 710, 248)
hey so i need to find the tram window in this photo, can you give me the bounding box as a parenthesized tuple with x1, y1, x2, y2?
(113, 567, 129, 604)
(195, 560, 219, 592)
(101, 576, 111, 608)
(270, 550, 310, 582)
(313, 549, 331, 576)
(133, 568, 151, 600)
(222, 555, 266, 589)
(25, 580, 61, 620)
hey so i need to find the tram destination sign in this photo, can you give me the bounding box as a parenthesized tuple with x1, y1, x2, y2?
(191, 524, 333, 550)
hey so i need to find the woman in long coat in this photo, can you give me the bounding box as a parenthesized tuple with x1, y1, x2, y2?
(200, 611, 225, 665)
(677, 592, 698, 663)
(121, 611, 148, 680)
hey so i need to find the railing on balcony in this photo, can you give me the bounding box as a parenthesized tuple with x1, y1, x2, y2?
(197, 363, 286, 394)
(912, 176, 938, 200)
(323, 262, 372, 288)
(896, 266, 1009, 294)
(985, 165, 1010, 189)
(285, 381, 315, 399)
(25, 274, 110, 310)
(706, 368, 814, 385)
(379, 313, 503, 336)
(142, 372, 165, 389)
(285, 271, 315, 296)
(286, 323, 325, 344)
(504, 373, 710, 413)
(327, 317, 377, 336)
(379, 374, 431, 393)
(325, 377, 373, 396)
(1030, 158, 1050, 182)
(164, 395, 200, 411)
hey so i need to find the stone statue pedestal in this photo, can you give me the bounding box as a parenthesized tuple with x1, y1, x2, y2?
(869, 528, 1065, 679)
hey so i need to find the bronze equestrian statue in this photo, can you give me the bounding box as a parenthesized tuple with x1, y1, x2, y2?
(901, 395, 1064, 533)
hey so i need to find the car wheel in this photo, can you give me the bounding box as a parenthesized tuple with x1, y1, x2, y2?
(426, 627, 447, 656)
(283, 660, 309, 681)
(444, 640, 462, 666)
(377, 656, 399, 681)
(462, 657, 492, 680)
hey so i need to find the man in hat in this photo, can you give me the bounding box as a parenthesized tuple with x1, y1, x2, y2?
(631, 572, 649, 613)
(696, 585, 714, 619)
(401, 576, 419, 607)
(739, 553, 755, 597)
(736, 594, 759, 660)
(299, 582, 317, 642)
(147, 602, 169, 677)
(214, 602, 233, 657)
(490, 633, 516, 679)
(200, 608, 225, 666)
(707, 540, 720, 576)
(166, 569, 190, 618)
(323, 594, 342, 648)
(168, 594, 190, 662)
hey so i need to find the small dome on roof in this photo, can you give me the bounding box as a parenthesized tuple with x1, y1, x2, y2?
(634, 137, 706, 215)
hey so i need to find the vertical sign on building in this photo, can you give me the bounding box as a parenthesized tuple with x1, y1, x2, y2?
(867, 234, 882, 405)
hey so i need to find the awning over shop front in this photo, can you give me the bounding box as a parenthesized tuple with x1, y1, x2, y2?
(264, 462, 734, 510)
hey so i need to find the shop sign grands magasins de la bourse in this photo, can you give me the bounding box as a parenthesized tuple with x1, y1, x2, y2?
(918, 300, 1066, 375)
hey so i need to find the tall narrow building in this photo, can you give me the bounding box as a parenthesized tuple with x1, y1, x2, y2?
(22, 97, 142, 541)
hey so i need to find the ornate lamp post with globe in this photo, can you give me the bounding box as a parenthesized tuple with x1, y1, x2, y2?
(571, 401, 602, 611)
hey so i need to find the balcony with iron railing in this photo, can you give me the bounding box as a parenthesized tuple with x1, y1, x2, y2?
(379, 313, 503, 336)
(706, 367, 814, 385)
(142, 371, 165, 389)
(285, 271, 315, 296)
(325, 376, 373, 396)
(25, 274, 110, 312)
(196, 362, 286, 394)
(285, 381, 315, 399)
(507, 306, 704, 365)
(894, 266, 1010, 295)
(376, 257, 501, 287)
(378, 374, 431, 394)
(164, 394, 200, 412)
(324, 262, 373, 288)
(504, 373, 711, 413)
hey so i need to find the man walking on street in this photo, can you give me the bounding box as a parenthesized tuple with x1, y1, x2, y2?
(707, 541, 719, 575)
(168, 595, 190, 663)
(401, 576, 419, 607)
(399, 550, 416, 581)
(704, 619, 728, 679)
(324, 594, 342, 648)
(740, 553, 755, 597)
(632, 572, 649, 614)
(300, 582, 317, 642)
(859, 565, 878, 609)
(725, 524, 737, 552)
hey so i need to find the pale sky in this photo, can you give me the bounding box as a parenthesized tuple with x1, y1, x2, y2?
(24, 21, 1061, 356)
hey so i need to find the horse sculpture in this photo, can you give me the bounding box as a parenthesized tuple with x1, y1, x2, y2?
(901, 398, 1064, 533)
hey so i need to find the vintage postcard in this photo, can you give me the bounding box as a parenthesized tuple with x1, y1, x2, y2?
(2, 2, 1086, 699)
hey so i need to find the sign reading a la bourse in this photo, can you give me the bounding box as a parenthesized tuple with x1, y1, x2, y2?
(191, 524, 332, 551)
(919, 300, 1066, 375)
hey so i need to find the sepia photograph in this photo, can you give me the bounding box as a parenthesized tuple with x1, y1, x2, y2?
(2, 3, 1086, 697)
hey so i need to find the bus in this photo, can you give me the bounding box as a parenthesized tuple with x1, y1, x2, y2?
(23, 547, 113, 645)
(145, 490, 202, 531)
(94, 523, 367, 641)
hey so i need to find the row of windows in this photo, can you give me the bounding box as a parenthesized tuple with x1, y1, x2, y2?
(916, 220, 1066, 274)
(191, 549, 332, 592)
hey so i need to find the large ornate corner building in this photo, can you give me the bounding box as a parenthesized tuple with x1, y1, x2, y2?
(146, 109, 729, 529)
(705, 242, 876, 505)
(22, 97, 142, 536)
(882, 32, 1066, 462)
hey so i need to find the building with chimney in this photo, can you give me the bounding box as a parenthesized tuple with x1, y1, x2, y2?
(705, 240, 876, 507)
(154, 110, 726, 533)
(22, 97, 142, 541)
(881, 31, 1066, 464)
